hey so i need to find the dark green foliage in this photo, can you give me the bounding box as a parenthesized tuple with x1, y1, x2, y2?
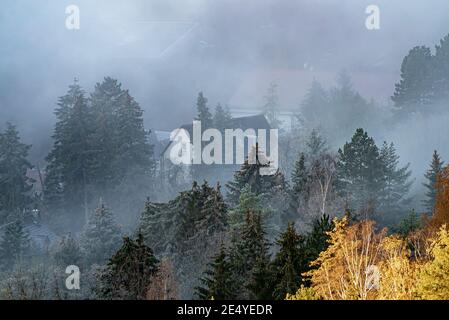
(392, 34, 449, 115)
(80, 202, 122, 265)
(213, 103, 232, 132)
(423, 150, 444, 212)
(291, 153, 309, 212)
(98, 233, 159, 300)
(45, 80, 93, 229)
(196, 244, 238, 300)
(301, 81, 329, 127)
(229, 210, 272, 299)
(0, 220, 30, 270)
(195, 92, 213, 129)
(336, 128, 385, 211)
(379, 141, 413, 213)
(395, 210, 421, 237)
(304, 214, 333, 264)
(272, 223, 307, 300)
(0, 123, 32, 222)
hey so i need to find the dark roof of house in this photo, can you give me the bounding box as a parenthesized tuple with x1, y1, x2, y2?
(160, 114, 271, 157)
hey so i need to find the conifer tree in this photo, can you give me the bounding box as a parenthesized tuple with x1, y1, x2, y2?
(0, 123, 32, 222)
(272, 223, 307, 300)
(98, 233, 159, 300)
(45, 80, 93, 229)
(80, 201, 122, 266)
(0, 220, 30, 270)
(196, 244, 237, 300)
(336, 128, 384, 211)
(291, 153, 309, 212)
(262, 82, 281, 128)
(306, 129, 328, 160)
(434, 33, 449, 101)
(89, 77, 123, 194)
(213, 103, 232, 131)
(229, 210, 272, 299)
(379, 141, 413, 213)
(304, 214, 332, 264)
(423, 150, 444, 212)
(392, 46, 434, 114)
(301, 81, 329, 127)
(195, 92, 213, 129)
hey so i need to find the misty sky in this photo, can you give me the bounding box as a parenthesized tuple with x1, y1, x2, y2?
(1, 0, 449, 170)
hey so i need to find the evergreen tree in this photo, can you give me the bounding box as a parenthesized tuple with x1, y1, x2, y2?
(0, 220, 30, 270)
(194, 183, 228, 239)
(195, 92, 213, 129)
(272, 223, 307, 300)
(98, 233, 159, 300)
(229, 210, 272, 299)
(301, 81, 329, 128)
(114, 89, 154, 177)
(226, 158, 286, 207)
(196, 244, 237, 300)
(0, 123, 32, 222)
(89, 77, 123, 194)
(304, 214, 332, 264)
(379, 141, 413, 213)
(45, 80, 93, 229)
(80, 201, 122, 265)
(306, 129, 328, 160)
(336, 128, 385, 211)
(423, 150, 444, 212)
(434, 33, 449, 101)
(392, 46, 434, 114)
(213, 103, 232, 131)
(327, 71, 374, 142)
(228, 185, 262, 233)
(262, 82, 281, 128)
(291, 153, 309, 212)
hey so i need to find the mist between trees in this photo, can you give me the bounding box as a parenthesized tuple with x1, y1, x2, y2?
(1, 33, 449, 300)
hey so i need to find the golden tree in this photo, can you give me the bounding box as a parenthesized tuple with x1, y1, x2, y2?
(303, 217, 385, 300)
(415, 225, 449, 300)
(377, 235, 417, 300)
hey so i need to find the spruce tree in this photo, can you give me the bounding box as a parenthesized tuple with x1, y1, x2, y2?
(98, 233, 159, 300)
(301, 81, 329, 127)
(272, 223, 307, 300)
(262, 82, 281, 128)
(0, 123, 32, 222)
(434, 33, 449, 101)
(195, 92, 213, 129)
(304, 214, 332, 264)
(392, 46, 434, 114)
(423, 150, 445, 212)
(196, 244, 237, 300)
(80, 201, 122, 265)
(229, 209, 272, 299)
(306, 129, 328, 160)
(291, 153, 309, 213)
(89, 77, 123, 194)
(213, 103, 232, 131)
(336, 128, 385, 211)
(0, 220, 30, 270)
(45, 80, 93, 229)
(379, 141, 413, 213)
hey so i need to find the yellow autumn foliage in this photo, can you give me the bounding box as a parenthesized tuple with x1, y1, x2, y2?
(415, 225, 449, 300)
